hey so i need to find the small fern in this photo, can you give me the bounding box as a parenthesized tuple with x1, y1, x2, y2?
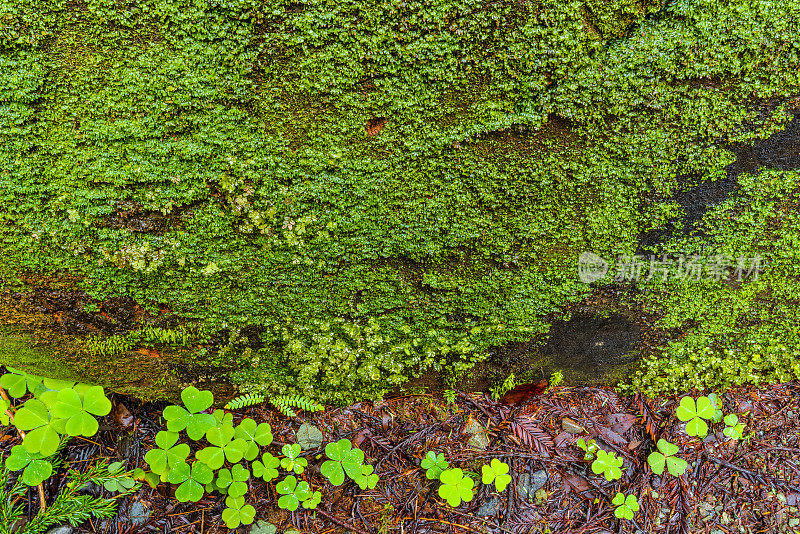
(271, 395, 324, 418)
(224, 394, 266, 410)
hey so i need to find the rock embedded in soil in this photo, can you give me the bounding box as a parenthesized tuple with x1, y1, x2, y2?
(561, 417, 584, 434)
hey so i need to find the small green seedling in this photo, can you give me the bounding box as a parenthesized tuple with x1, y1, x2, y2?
(647, 439, 688, 477)
(222, 495, 256, 528)
(252, 452, 281, 482)
(276, 475, 320, 511)
(4, 445, 53, 486)
(576, 438, 600, 461)
(481, 459, 512, 492)
(226, 464, 251, 498)
(103, 462, 137, 492)
(321, 439, 367, 485)
(591, 449, 623, 481)
(676, 396, 715, 438)
(281, 444, 308, 475)
(354, 464, 380, 489)
(144, 431, 190, 476)
(612, 492, 639, 520)
(723, 414, 745, 440)
(421, 451, 449, 480)
(234, 418, 273, 461)
(167, 461, 214, 502)
(438, 468, 475, 507)
(162, 386, 217, 441)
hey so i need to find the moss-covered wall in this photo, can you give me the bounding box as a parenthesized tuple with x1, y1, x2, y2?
(2, 0, 800, 402)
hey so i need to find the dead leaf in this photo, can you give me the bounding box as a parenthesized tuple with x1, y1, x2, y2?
(501, 380, 548, 405)
(112, 401, 134, 429)
(607, 413, 637, 435)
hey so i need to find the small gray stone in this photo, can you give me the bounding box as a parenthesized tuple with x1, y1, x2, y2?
(46, 527, 73, 534)
(561, 418, 584, 434)
(128, 501, 151, 527)
(297, 423, 324, 450)
(476, 495, 502, 516)
(517, 473, 533, 501)
(464, 419, 490, 450)
(530, 470, 548, 492)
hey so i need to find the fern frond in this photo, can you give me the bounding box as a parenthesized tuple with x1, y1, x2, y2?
(224, 393, 266, 410)
(270, 395, 324, 418)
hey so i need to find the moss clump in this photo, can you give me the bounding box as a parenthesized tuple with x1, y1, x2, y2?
(1, 0, 800, 402)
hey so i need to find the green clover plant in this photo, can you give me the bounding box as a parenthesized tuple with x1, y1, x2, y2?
(222, 495, 256, 529)
(723, 414, 745, 440)
(438, 468, 474, 507)
(52, 386, 112, 437)
(321, 439, 367, 485)
(676, 396, 715, 438)
(481, 459, 512, 492)
(421, 451, 449, 480)
(4, 445, 54, 486)
(252, 452, 281, 482)
(612, 492, 639, 520)
(162, 386, 216, 441)
(354, 464, 380, 490)
(195, 423, 248, 470)
(167, 461, 214, 502)
(276, 475, 320, 511)
(144, 431, 191, 477)
(103, 461, 137, 492)
(591, 449, 623, 481)
(577, 438, 601, 461)
(647, 439, 688, 477)
(234, 418, 273, 461)
(280, 444, 308, 475)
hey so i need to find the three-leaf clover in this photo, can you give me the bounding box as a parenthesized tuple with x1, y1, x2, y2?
(144, 431, 191, 475)
(0, 369, 43, 398)
(167, 461, 214, 502)
(647, 439, 688, 477)
(4, 445, 53, 486)
(576, 438, 600, 461)
(103, 461, 137, 492)
(676, 396, 715, 438)
(321, 439, 364, 485)
(222, 495, 256, 529)
(281, 444, 308, 475)
(13, 399, 61, 456)
(481, 459, 512, 492)
(163, 387, 216, 441)
(354, 464, 380, 490)
(276, 475, 316, 511)
(421, 451, 449, 480)
(226, 464, 251, 498)
(252, 452, 281, 482)
(234, 418, 273, 461)
(612, 492, 639, 520)
(591, 449, 623, 481)
(195, 424, 248, 470)
(438, 468, 475, 507)
(52, 386, 112, 437)
(723, 414, 745, 440)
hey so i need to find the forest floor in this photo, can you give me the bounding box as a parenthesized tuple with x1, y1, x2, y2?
(4, 381, 800, 534)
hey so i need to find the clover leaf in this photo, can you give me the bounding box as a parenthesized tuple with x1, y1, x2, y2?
(591, 449, 623, 481)
(676, 396, 715, 438)
(481, 459, 512, 492)
(723, 414, 745, 440)
(421, 451, 449, 480)
(276, 475, 314, 511)
(5, 445, 53, 486)
(354, 464, 379, 490)
(0, 398, 9, 426)
(195, 423, 248, 469)
(612, 492, 639, 520)
(167, 461, 214, 502)
(234, 418, 273, 461)
(14, 398, 61, 456)
(647, 439, 687, 477)
(162, 387, 216, 441)
(144, 431, 190, 475)
(103, 461, 137, 492)
(321, 439, 365, 485)
(576, 438, 600, 461)
(707, 393, 724, 423)
(226, 464, 251, 498)
(438, 468, 474, 507)
(52, 386, 111, 437)
(0, 369, 43, 398)
(222, 495, 256, 529)
(252, 452, 281, 482)
(281, 443, 308, 475)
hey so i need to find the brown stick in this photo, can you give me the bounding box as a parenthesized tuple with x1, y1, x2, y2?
(315, 508, 373, 534)
(0, 384, 46, 513)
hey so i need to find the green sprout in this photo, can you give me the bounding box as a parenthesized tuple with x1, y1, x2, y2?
(252, 452, 281, 482)
(723, 414, 745, 440)
(144, 431, 191, 477)
(647, 439, 688, 477)
(103, 461, 137, 492)
(222, 495, 256, 529)
(421, 451, 449, 480)
(280, 444, 308, 475)
(676, 396, 715, 438)
(576, 438, 600, 461)
(321, 438, 365, 485)
(591, 449, 623, 481)
(612, 492, 639, 520)
(4, 445, 53, 486)
(276, 475, 320, 511)
(481, 459, 512, 492)
(166, 461, 214, 502)
(438, 468, 475, 507)
(162, 386, 216, 441)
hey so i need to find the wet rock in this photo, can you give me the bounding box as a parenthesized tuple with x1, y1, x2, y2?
(128, 501, 151, 526)
(530, 469, 548, 492)
(477, 495, 502, 516)
(561, 418, 584, 434)
(464, 418, 490, 450)
(46, 527, 73, 534)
